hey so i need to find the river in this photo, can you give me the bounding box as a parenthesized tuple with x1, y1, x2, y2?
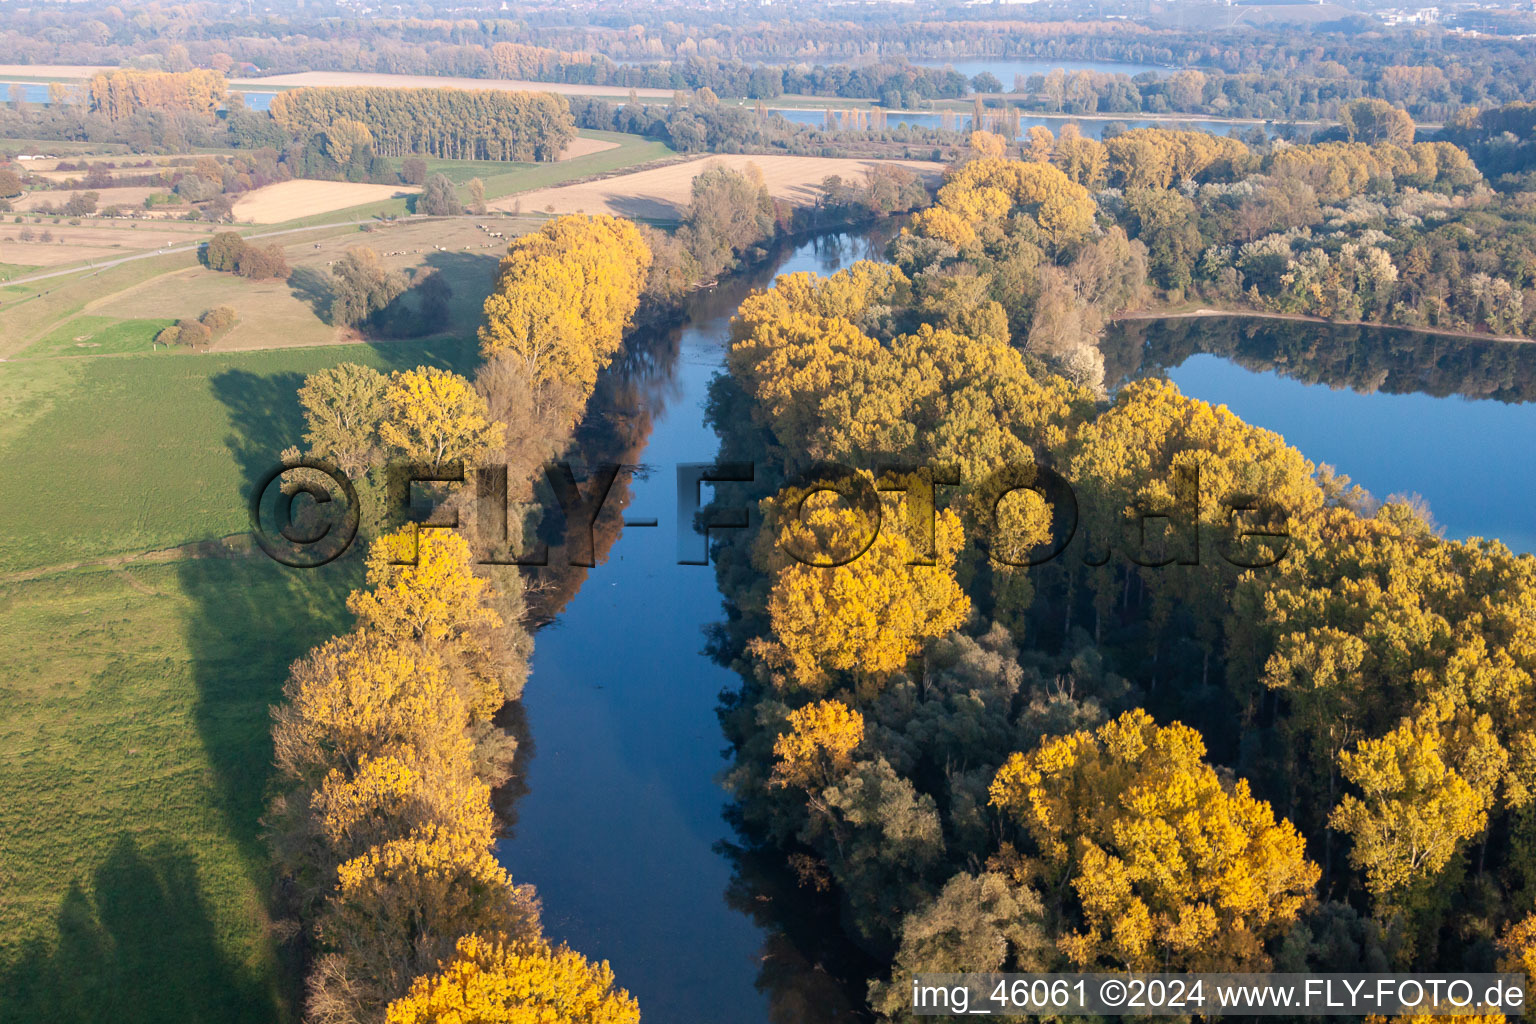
(495, 238, 1536, 1024)
(495, 228, 893, 1024)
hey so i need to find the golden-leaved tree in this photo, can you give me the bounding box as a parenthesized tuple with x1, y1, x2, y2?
(384, 933, 639, 1024)
(750, 478, 970, 695)
(379, 365, 505, 472)
(908, 156, 1097, 256)
(989, 709, 1320, 971)
(1329, 701, 1505, 899)
(1228, 503, 1536, 902)
(479, 214, 652, 409)
(1103, 127, 1250, 189)
(771, 699, 866, 790)
(348, 527, 518, 719)
(1065, 377, 1324, 657)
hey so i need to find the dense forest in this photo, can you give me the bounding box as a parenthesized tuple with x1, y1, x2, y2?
(268, 86, 574, 162)
(698, 143, 1536, 1018)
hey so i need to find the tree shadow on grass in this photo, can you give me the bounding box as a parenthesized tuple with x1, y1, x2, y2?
(210, 368, 312, 510)
(0, 836, 283, 1024)
(287, 265, 334, 323)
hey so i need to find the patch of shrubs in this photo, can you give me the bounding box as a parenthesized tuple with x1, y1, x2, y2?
(155, 305, 238, 348)
(202, 230, 291, 281)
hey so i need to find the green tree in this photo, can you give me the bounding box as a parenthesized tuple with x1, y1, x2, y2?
(298, 363, 389, 478)
(329, 247, 408, 326)
(419, 173, 459, 217)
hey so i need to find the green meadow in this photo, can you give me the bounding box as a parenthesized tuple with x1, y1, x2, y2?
(0, 332, 478, 1022)
(0, 132, 665, 1021)
(19, 315, 173, 358)
(0, 336, 477, 573)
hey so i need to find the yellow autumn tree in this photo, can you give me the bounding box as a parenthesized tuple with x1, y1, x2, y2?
(909, 156, 1097, 256)
(385, 932, 639, 1024)
(731, 260, 910, 341)
(1052, 123, 1108, 189)
(1498, 912, 1536, 977)
(1066, 377, 1324, 653)
(969, 129, 1008, 160)
(1329, 701, 1505, 898)
(347, 528, 510, 720)
(1228, 503, 1536, 892)
(1104, 127, 1250, 189)
(750, 478, 970, 694)
(271, 630, 473, 787)
(989, 708, 1319, 970)
(1022, 125, 1054, 163)
(771, 700, 865, 790)
(379, 366, 505, 470)
(479, 214, 651, 404)
(312, 753, 496, 863)
(325, 118, 375, 164)
(316, 822, 541, 1018)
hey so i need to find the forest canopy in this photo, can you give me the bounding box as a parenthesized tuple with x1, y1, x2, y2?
(269, 85, 575, 161)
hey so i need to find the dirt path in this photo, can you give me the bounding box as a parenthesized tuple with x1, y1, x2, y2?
(1, 218, 385, 290)
(0, 535, 254, 585)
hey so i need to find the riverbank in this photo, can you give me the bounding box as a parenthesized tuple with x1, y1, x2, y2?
(1116, 304, 1533, 345)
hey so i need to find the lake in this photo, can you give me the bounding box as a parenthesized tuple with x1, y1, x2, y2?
(1104, 315, 1536, 554)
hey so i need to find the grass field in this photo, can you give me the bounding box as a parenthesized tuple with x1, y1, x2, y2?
(0, 251, 202, 358)
(0, 330, 483, 1021)
(0, 556, 359, 1023)
(19, 315, 172, 358)
(0, 335, 478, 574)
(0, 262, 42, 281)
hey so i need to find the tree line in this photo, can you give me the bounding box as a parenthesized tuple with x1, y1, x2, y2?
(87, 68, 226, 121)
(272, 212, 665, 1023)
(269, 86, 575, 162)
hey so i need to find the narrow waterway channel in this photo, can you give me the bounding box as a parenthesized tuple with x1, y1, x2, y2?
(496, 227, 894, 1024)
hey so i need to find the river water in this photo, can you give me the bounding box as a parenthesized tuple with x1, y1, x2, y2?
(495, 239, 1536, 1024)
(495, 228, 892, 1024)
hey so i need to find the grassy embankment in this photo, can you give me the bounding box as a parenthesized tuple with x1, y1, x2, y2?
(0, 145, 540, 1017)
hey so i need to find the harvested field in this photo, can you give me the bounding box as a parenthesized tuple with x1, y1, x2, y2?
(0, 64, 106, 79)
(560, 137, 620, 161)
(231, 180, 419, 223)
(0, 221, 217, 266)
(486, 153, 946, 220)
(229, 70, 671, 99)
(10, 186, 166, 212)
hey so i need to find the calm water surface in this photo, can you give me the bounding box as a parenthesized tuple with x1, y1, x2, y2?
(1167, 353, 1536, 553)
(496, 229, 891, 1024)
(912, 56, 1169, 84)
(1108, 317, 1536, 554)
(500, 270, 1534, 1024)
